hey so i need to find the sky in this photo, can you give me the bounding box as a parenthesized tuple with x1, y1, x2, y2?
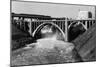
(12, 1, 95, 18)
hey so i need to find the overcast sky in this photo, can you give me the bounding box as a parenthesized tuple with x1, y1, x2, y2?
(12, 1, 95, 18)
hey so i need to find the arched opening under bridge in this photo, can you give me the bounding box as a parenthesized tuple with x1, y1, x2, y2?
(68, 21, 86, 42)
(32, 22, 65, 41)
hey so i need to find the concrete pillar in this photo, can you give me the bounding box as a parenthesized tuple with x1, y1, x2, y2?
(65, 18, 68, 41)
(29, 19, 32, 35)
(85, 21, 88, 30)
(89, 20, 91, 28)
(20, 17, 24, 29)
(23, 18, 26, 31)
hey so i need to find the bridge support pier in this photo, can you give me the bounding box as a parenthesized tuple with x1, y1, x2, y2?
(65, 18, 68, 41)
(28, 19, 32, 35)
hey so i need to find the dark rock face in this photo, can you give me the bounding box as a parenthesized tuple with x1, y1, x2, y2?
(72, 23, 96, 62)
(11, 24, 34, 50)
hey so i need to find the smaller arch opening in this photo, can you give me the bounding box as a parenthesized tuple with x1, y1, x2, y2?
(68, 21, 86, 42)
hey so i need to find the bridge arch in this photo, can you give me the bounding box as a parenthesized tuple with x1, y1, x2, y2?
(68, 21, 87, 30)
(68, 21, 87, 42)
(32, 22, 65, 39)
